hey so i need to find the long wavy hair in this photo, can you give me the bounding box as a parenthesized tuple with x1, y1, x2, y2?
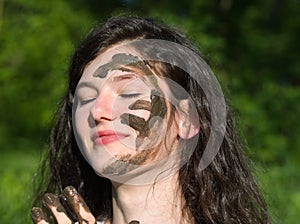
(33, 16, 271, 223)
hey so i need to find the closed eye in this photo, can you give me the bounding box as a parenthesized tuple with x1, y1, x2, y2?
(80, 98, 96, 105)
(120, 93, 141, 99)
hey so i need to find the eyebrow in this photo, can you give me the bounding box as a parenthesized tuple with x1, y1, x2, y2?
(92, 53, 142, 78)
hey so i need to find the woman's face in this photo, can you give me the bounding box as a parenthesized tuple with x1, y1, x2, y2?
(72, 43, 180, 184)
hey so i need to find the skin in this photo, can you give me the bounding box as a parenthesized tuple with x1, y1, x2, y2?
(34, 43, 195, 223)
(73, 48, 174, 180)
(121, 90, 167, 142)
(31, 182, 186, 224)
(74, 67, 153, 177)
(97, 60, 169, 176)
(31, 207, 50, 224)
(94, 53, 167, 149)
(103, 89, 168, 175)
(31, 186, 96, 224)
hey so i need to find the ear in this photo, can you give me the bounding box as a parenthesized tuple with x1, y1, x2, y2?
(174, 99, 200, 139)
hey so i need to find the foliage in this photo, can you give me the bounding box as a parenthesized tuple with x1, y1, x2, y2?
(0, 147, 38, 223)
(0, 0, 299, 223)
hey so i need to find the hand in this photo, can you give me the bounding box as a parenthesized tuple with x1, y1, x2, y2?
(31, 186, 96, 224)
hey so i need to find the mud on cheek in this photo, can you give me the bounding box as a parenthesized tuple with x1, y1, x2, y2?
(101, 94, 168, 176)
(120, 90, 167, 149)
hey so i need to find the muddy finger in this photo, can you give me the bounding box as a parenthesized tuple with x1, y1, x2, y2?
(31, 207, 49, 224)
(43, 193, 72, 224)
(63, 186, 96, 224)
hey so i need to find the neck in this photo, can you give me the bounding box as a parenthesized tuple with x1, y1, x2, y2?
(109, 173, 189, 224)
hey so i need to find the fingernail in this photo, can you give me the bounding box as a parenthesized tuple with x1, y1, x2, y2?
(31, 207, 42, 219)
(31, 207, 47, 222)
(43, 193, 58, 206)
(63, 186, 77, 197)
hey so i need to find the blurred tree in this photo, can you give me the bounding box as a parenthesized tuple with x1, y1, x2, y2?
(0, 0, 299, 222)
(1, 0, 298, 171)
(1, 0, 299, 166)
(130, 0, 300, 166)
(0, 0, 124, 148)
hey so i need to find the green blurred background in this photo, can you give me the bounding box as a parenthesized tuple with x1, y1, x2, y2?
(0, 0, 299, 223)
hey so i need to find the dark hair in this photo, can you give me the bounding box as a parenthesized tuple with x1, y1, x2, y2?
(33, 16, 271, 223)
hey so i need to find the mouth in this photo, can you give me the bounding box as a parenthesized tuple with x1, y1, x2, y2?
(93, 130, 130, 145)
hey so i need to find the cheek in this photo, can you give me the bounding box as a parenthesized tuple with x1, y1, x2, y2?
(113, 97, 151, 119)
(74, 107, 90, 137)
(72, 107, 94, 164)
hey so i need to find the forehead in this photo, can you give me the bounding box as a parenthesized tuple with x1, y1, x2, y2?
(81, 44, 142, 81)
(77, 42, 176, 102)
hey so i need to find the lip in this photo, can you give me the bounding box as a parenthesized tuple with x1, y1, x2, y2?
(92, 130, 129, 145)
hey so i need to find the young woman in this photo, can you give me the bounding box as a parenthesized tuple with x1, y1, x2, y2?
(31, 16, 270, 224)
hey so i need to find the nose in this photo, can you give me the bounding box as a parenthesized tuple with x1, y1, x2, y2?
(90, 86, 116, 122)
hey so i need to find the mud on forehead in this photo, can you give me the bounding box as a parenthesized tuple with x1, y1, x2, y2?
(92, 52, 179, 105)
(93, 53, 154, 79)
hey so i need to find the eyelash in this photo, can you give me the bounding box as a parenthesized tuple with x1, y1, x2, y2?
(80, 98, 96, 105)
(78, 92, 141, 105)
(120, 93, 141, 99)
